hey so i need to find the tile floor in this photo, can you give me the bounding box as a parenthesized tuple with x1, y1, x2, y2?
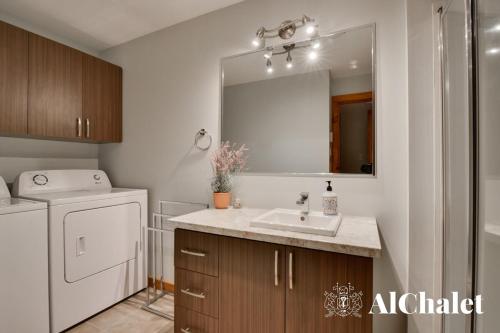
(66, 289, 175, 333)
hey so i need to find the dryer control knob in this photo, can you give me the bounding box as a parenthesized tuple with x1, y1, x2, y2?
(33, 174, 48, 186)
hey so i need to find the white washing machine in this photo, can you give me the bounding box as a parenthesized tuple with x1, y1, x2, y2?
(13, 170, 147, 332)
(0, 176, 49, 333)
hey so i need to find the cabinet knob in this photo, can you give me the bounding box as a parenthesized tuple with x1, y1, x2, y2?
(180, 328, 191, 333)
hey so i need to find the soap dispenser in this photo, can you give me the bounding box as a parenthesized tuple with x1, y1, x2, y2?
(322, 180, 338, 215)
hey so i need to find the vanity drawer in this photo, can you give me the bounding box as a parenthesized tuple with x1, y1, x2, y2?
(175, 268, 219, 318)
(175, 229, 219, 276)
(175, 305, 218, 333)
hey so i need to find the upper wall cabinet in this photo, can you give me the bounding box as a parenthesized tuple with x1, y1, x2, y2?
(28, 34, 83, 140)
(0, 20, 122, 143)
(83, 55, 122, 142)
(0, 21, 28, 136)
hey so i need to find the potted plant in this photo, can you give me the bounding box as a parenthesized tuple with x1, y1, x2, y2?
(210, 141, 248, 209)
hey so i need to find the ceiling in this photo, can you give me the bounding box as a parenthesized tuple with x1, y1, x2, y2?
(0, 0, 243, 51)
(223, 26, 373, 86)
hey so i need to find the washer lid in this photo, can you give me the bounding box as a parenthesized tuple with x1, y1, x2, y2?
(0, 198, 47, 215)
(19, 188, 146, 206)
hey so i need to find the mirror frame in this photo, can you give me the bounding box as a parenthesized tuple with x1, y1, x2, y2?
(219, 23, 377, 178)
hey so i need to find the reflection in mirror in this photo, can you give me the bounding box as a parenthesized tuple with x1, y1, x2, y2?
(221, 24, 375, 174)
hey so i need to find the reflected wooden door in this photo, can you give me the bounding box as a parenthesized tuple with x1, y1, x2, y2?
(330, 91, 373, 173)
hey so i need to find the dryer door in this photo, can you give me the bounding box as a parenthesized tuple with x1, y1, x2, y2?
(64, 203, 141, 283)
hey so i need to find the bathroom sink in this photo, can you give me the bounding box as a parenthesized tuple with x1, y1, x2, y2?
(251, 208, 342, 237)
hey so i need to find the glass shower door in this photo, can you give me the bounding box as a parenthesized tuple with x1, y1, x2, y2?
(441, 0, 474, 332)
(475, 0, 500, 331)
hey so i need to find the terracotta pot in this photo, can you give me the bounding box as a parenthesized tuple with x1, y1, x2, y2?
(213, 192, 231, 209)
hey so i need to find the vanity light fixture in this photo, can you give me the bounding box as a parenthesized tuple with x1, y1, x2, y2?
(251, 15, 318, 49)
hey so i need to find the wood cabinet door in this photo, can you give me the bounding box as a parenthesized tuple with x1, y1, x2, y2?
(83, 54, 122, 142)
(0, 21, 28, 135)
(219, 236, 286, 333)
(28, 34, 82, 139)
(286, 247, 373, 333)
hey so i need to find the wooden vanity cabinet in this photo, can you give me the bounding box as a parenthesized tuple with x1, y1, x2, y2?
(174, 229, 373, 333)
(219, 236, 286, 333)
(28, 34, 83, 139)
(0, 21, 28, 136)
(286, 247, 373, 333)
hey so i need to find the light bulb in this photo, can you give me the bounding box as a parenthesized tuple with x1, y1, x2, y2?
(286, 52, 293, 69)
(266, 58, 273, 73)
(486, 47, 500, 55)
(492, 24, 500, 32)
(252, 37, 263, 48)
(263, 50, 272, 59)
(312, 39, 321, 49)
(306, 24, 316, 35)
(308, 50, 318, 60)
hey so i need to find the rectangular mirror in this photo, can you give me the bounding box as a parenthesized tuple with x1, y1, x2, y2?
(221, 24, 375, 175)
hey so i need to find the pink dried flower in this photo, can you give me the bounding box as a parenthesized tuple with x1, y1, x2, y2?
(211, 141, 249, 176)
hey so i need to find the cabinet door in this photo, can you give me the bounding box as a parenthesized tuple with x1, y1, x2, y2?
(219, 236, 285, 333)
(0, 21, 28, 135)
(286, 247, 373, 333)
(83, 54, 122, 142)
(28, 34, 82, 139)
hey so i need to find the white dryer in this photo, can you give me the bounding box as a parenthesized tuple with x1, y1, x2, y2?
(13, 170, 147, 333)
(0, 176, 49, 333)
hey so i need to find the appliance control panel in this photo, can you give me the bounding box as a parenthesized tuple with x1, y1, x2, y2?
(0, 176, 10, 200)
(13, 170, 112, 196)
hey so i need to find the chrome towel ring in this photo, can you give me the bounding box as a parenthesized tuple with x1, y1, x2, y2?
(194, 129, 212, 151)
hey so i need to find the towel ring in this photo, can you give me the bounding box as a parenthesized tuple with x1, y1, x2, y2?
(194, 129, 212, 151)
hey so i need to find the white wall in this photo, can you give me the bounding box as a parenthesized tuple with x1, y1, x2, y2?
(407, 1, 441, 333)
(99, 0, 408, 331)
(223, 70, 330, 173)
(331, 73, 372, 96)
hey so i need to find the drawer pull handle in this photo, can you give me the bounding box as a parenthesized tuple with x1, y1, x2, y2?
(289, 252, 293, 290)
(181, 328, 191, 333)
(274, 250, 279, 286)
(181, 288, 206, 299)
(181, 249, 206, 257)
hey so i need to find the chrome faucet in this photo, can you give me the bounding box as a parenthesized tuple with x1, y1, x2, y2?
(296, 192, 309, 220)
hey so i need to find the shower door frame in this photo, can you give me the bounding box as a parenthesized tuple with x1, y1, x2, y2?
(439, 0, 479, 332)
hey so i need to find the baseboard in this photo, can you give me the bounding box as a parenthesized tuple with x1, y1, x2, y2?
(147, 277, 175, 293)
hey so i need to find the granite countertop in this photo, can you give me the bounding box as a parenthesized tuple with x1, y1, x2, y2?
(167, 208, 381, 258)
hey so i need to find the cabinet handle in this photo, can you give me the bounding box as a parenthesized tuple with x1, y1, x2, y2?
(274, 250, 279, 286)
(85, 118, 90, 138)
(181, 288, 206, 299)
(180, 249, 206, 257)
(289, 252, 293, 290)
(76, 117, 82, 137)
(181, 328, 192, 333)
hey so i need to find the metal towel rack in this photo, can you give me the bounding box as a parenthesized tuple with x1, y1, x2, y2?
(142, 200, 209, 320)
(194, 128, 212, 151)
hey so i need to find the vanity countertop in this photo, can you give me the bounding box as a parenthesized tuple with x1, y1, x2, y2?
(167, 208, 381, 258)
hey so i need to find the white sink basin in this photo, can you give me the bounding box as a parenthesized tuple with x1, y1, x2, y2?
(251, 208, 342, 237)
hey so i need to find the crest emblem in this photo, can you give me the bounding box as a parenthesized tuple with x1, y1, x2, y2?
(324, 283, 363, 318)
